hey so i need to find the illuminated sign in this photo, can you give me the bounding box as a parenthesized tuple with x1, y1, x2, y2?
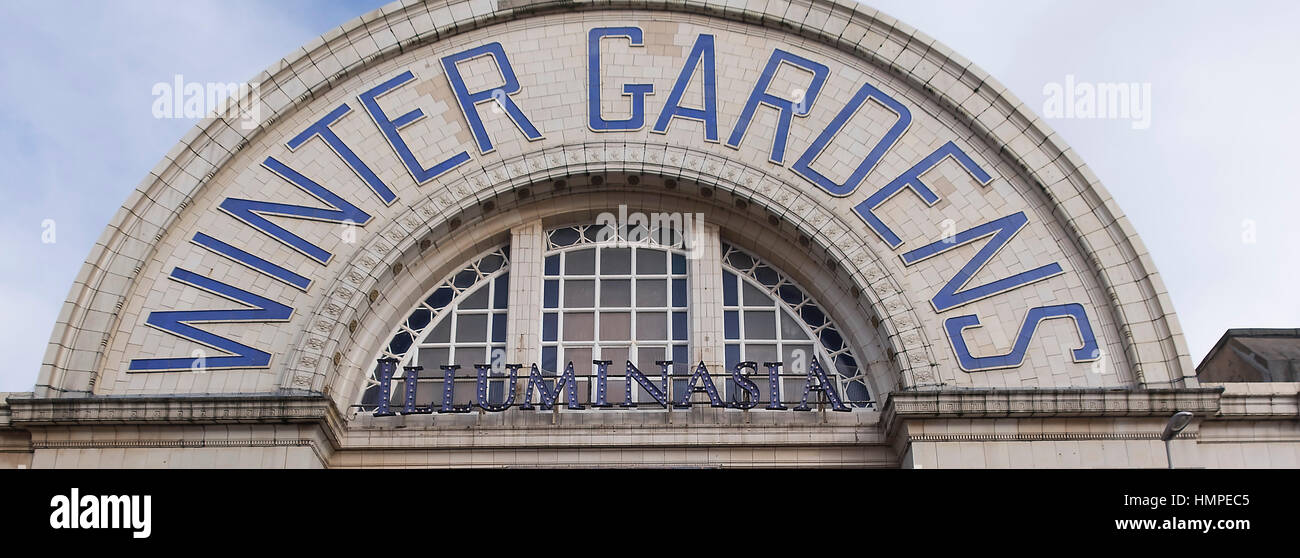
(370, 358, 850, 415)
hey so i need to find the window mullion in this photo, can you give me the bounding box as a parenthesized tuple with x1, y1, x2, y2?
(687, 223, 725, 403)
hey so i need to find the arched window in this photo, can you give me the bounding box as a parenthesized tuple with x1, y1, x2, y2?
(362, 222, 873, 412)
(362, 245, 509, 410)
(720, 242, 871, 408)
(540, 224, 690, 404)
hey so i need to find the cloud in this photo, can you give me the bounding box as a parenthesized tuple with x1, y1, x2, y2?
(0, 0, 386, 392)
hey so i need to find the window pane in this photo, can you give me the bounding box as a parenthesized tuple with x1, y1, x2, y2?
(543, 280, 558, 308)
(604, 376, 626, 405)
(600, 279, 631, 307)
(563, 312, 594, 341)
(672, 278, 687, 307)
(636, 312, 667, 340)
(636, 278, 667, 306)
(542, 313, 557, 342)
(407, 308, 432, 331)
(600, 345, 627, 367)
(418, 348, 449, 372)
(636, 249, 667, 274)
(743, 310, 777, 339)
(491, 313, 506, 343)
(601, 248, 631, 274)
(724, 311, 739, 340)
(460, 284, 489, 309)
(566, 248, 595, 274)
(782, 344, 814, 401)
(416, 380, 438, 408)
(672, 311, 688, 341)
(427, 317, 451, 343)
(600, 312, 631, 341)
(454, 349, 481, 377)
(550, 227, 579, 247)
(745, 344, 779, 366)
(493, 275, 509, 309)
(780, 311, 806, 339)
(426, 286, 454, 309)
(456, 314, 489, 343)
(564, 280, 595, 307)
(563, 347, 593, 376)
(846, 381, 871, 406)
(742, 281, 772, 306)
(782, 345, 814, 376)
(724, 344, 741, 371)
(541, 346, 557, 375)
(544, 254, 560, 276)
(722, 271, 737, 306)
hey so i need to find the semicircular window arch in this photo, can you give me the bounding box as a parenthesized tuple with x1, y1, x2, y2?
(360, 245, 510, 410)
(356, 224, 873, 412)
(720, 242, 872, 408)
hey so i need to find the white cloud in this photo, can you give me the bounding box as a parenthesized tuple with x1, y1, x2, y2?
(0, 0, 386, 392)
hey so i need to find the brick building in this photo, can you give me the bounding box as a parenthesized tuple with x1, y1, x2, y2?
(1, 0, 1296, 468)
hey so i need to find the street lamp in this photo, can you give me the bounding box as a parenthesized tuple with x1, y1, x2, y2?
(1160, 411, 1194, 469)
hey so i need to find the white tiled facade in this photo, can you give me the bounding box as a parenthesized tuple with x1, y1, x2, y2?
(3, 0, 1294, 468)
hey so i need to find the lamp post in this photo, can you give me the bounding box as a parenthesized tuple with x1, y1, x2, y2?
(1160, 411, 1194, 469)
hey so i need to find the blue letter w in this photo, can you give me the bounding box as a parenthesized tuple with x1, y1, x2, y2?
(127, 268, 293, 372)
(219, 156, 372, 265)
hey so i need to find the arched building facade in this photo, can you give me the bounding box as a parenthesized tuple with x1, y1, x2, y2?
(2, 0, 1296, 468)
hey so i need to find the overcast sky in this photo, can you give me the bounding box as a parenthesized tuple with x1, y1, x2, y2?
(0, 0, 1295, 392)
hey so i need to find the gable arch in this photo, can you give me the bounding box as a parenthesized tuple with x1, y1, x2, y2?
(34, 0, 1190, 405)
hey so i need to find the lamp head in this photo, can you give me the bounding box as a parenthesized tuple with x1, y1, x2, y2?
(1160, 411, 1195, 441)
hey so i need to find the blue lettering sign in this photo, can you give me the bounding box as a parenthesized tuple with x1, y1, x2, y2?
(522, 362, 585, 410)
(591, 359, 612, 407)
(854, 141, 992, 249)
(126, 268, 293, 372)
(673, 361, 725, 408)
(191, 232, 311, 291)
(901, 211, 1065, 313)
(728, 361, 762, 410)
(793, 81, 912, 196)
(621, 360, 670, 408)
(401, 365, 425, 414)
(650, 34, 718, 142)
(441, 42, 543, 154)
(358, 71, 471, 184)
(437, 364, 472, 413)
(287, 103, 397, 204)
(588, 27, 654, 131)
(945, 303, 1100, 372)
(372, 358, 399, 416)
(475, 363, 520, 411)
(725, 49, 829, 164)
(763, 361, 787, 410)
(794, 358, 849, 412)
(220, 157, 371, 265)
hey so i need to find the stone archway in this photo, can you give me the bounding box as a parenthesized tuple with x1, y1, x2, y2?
(34, 0, 1191, 412)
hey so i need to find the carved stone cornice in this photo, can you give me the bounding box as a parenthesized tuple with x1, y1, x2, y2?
(6, 393, 344, 444)
(881, 388, 1225, 437)
(1213, 387, 1300, 419)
